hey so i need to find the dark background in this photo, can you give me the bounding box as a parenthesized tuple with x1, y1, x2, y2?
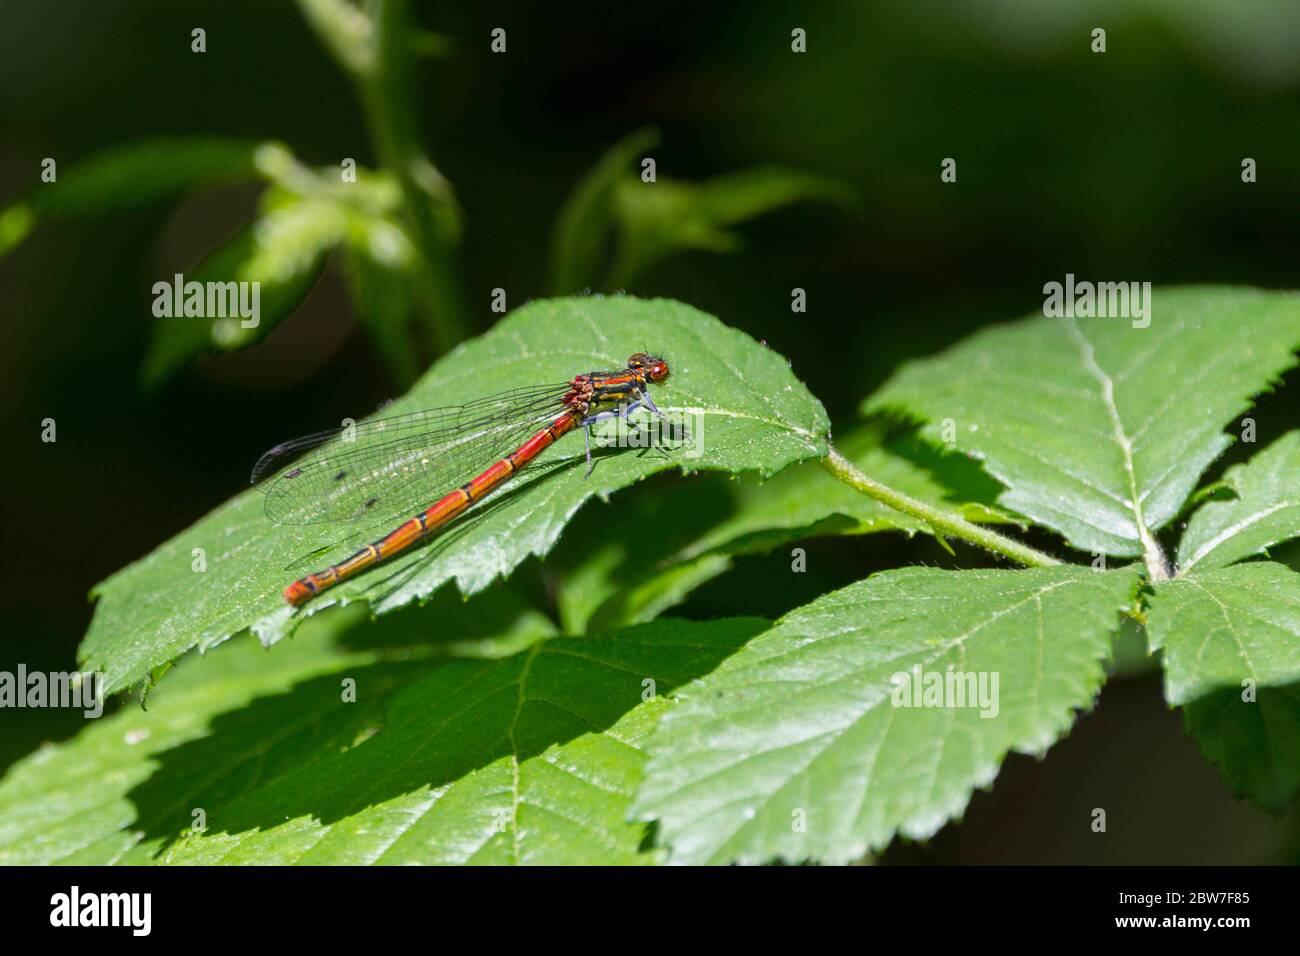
(2, 0, 1298, 863)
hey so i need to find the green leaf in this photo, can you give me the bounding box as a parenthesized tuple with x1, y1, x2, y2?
(0, 138, 262, 258)
(1147, 562, 1300, 811)
(554, 477, 738, 634)
(0, 620, 428, 865)
(607, 167, 857, 288)
(326, 578, 560, 659)
(162, 618, 762, 865)
(0, 590, 621, 868)
(547, 130, 855, 293)
(632, 565, 1139, 864)
(0, 587, 556, 864)
(82, 296, 830, 694)
(1147, 562, 1300, 706)
(688, 166, 860, 224)
(1181, 682, 1300, 813)
(1178, 431, 1300, 573)
(865, 287, 1300, 559)
(548, 128, 661, 294)
(557, 424, 1010, 633)
(141, 189, 350, 385)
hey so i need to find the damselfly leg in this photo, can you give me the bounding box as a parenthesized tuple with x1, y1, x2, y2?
(579, 388, 667, 477)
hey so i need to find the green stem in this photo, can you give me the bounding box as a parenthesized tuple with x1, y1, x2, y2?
(822, 446, 1061, 569)
(298, 0, 471, 353)
(363, 0, 469, 352)
(297, 0, 375, 73)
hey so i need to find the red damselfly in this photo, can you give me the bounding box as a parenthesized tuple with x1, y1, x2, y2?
(252, 353, 670, 606)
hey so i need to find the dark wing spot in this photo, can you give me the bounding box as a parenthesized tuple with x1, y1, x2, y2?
(286, 468, 303, 479)
(335, 470, 347, 481)
(365, 498, 378, 509)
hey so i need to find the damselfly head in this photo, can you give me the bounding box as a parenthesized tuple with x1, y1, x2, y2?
(628, 352, 669, 383)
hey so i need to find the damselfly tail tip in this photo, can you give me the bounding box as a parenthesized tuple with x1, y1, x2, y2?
(284, 579, 316, 606)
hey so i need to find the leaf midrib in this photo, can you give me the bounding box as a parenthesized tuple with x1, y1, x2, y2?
(1182, 499, 1298, 572)
(666, 577, 1079, 857)
(1064, 317, 1168, 579)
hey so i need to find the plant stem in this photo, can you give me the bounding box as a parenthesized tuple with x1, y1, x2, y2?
(297, 0, 375, 73)
(822, 446, 1061, 569)
(298, 0, 471, 354)
(362, 0, 469, 352)
(1134, 526, 1170, 582)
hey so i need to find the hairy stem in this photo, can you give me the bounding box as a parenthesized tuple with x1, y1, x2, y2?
(822, 446, 1061, 569)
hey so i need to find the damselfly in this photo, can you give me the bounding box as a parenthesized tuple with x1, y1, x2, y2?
(252, 353, 670, 606)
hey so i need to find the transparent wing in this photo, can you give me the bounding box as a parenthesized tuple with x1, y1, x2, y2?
(252, 382, 572, 526)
